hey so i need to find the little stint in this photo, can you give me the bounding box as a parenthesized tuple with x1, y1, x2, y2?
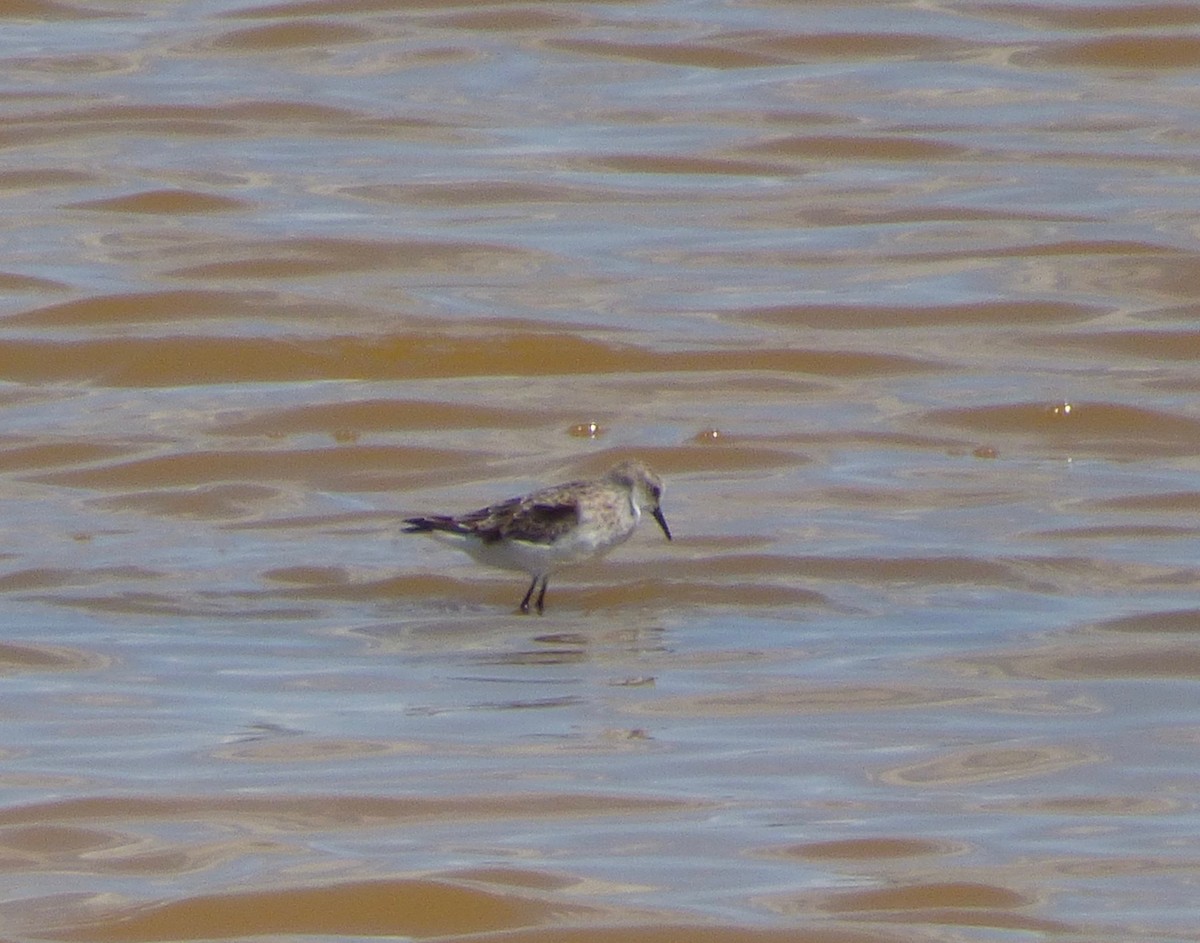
(403, 460, 671, 613)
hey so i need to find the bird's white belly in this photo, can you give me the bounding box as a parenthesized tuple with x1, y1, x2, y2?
(431, 512, 637, 576)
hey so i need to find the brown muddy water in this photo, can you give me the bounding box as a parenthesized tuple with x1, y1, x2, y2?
(2, 1, 1200, 941)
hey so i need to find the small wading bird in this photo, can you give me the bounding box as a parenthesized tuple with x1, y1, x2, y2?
(403, 459, 672, 613)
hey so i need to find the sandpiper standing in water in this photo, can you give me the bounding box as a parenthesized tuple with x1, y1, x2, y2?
(403, 459, 672, 613)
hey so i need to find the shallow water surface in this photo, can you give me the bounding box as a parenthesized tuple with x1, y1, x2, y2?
(2, 1, 1200, 940)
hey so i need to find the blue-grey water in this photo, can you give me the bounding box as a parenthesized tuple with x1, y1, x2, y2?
(2, 1, 1200, 940)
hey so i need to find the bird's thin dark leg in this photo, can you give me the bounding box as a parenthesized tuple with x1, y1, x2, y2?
(519, 575, 539, 614)
(534, 576, 549, 614)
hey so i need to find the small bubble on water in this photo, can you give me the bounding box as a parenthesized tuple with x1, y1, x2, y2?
(568, 421, 602, 438)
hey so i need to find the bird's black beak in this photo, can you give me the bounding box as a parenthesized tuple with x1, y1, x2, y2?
(652, 507, 672, 541)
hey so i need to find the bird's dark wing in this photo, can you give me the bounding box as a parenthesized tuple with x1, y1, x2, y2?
(404, 494, 580, 545)
(491, 499, 580, 544)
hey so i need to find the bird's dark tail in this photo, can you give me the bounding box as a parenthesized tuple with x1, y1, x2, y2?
(403, 516, 459, 534)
